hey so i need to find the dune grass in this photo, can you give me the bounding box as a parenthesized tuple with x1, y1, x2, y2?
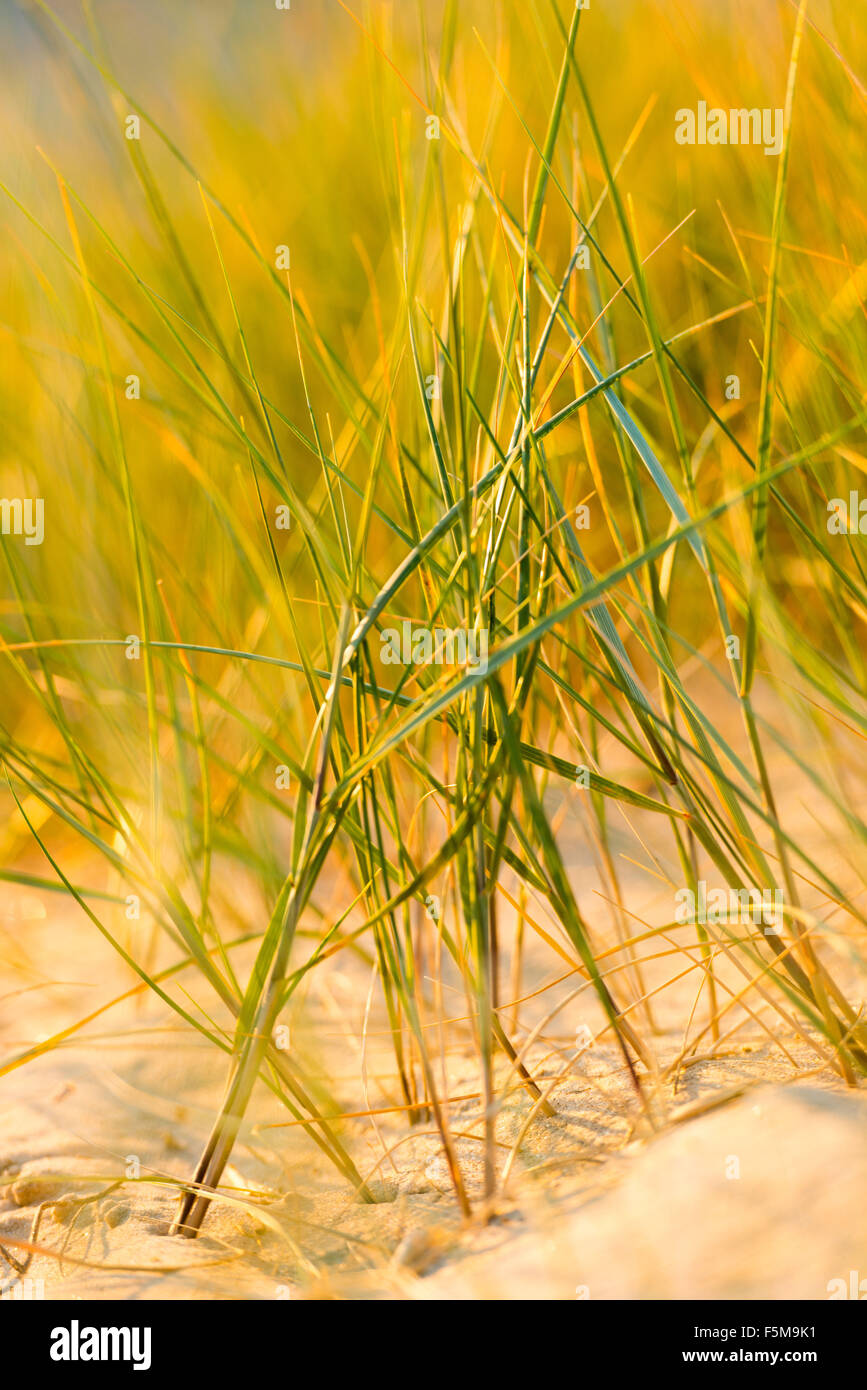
(1, 0, 866, 1248)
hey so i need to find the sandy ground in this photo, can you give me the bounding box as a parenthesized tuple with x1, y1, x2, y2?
(2, 678, 866, 1300)
(1, 928, 865, 1301)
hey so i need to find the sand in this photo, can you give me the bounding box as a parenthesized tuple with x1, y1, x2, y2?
(2, 678, 865, 1300)
(2, 995, 865, 1300)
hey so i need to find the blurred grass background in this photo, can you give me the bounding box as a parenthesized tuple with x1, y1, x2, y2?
(2, 0, 865, 679)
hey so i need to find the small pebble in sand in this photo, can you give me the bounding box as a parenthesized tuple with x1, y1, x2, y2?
(11, 1175, 65, 1207)
(52, 1196, 79, 1224)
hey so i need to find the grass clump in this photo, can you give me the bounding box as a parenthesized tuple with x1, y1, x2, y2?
(0, 0, 865, 1255)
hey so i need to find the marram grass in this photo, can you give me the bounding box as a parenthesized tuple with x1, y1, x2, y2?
(0, 0, 865, 1266)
